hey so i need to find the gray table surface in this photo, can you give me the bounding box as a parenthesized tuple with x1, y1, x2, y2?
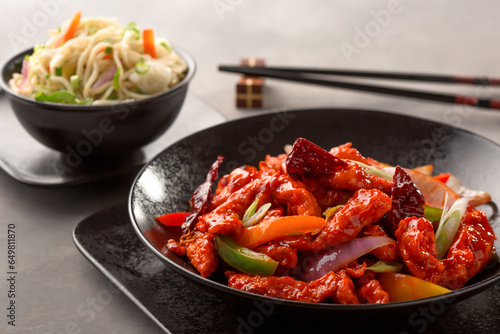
(1, 1, 500, 333)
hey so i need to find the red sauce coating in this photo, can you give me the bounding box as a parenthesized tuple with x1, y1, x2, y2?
(186, 233, 219, 278)
(162, 140, 497, 304)
(227, 271, 342, 303)
(363, 225, 399, 261)
(395, 211, 496, 290)
(312, 188, 392, 251)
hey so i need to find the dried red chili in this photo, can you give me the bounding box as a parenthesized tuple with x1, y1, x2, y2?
(384, 166, 425, 234)
(285, 138, 347, 180)
(182, 156, 224, 233)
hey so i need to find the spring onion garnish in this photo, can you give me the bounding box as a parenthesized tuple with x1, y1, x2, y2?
(35, 91, 93, 105)
(323, 205, 343, 221)
(76, 97, 93, 105)
(113, 67, 121, 90)
(70, 75, 80, 90)
(33, 44, 45, 54)
(160, 41, 172, 52)
(366, 261, 404, 273)
(242, 200, 272, 227)
(434, 194, 469, 259)
(242, 199, 258, 223)
(349, 160, 393, 181)
(134, 62, 150, 74)
(104, 46, 113, 55)
(124, 22, 140, 39)
(55, 66, 63, 76)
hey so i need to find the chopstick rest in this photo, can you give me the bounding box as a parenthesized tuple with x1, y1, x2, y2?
(235, 58, 265, 108)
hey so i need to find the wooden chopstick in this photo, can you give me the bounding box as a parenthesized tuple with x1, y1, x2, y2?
(221, 66, 500, 86)
(219, 65, 500, 111)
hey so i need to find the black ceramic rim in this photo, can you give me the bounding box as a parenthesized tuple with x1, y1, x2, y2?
(0, 46, 196, 112)
(128, 108, 500, 312)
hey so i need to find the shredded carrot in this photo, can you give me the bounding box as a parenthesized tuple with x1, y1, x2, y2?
(142, 29, 156, 58)
(63, 11, 82, 43)
(99, 47, 113, 60)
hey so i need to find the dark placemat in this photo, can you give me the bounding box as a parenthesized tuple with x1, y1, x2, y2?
(0, 93, 225, 186)
(73, 204, 500, 334)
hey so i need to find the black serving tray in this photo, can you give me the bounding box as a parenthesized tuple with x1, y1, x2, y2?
(73, 204, 500, 334)
(0, 93, 225, 186)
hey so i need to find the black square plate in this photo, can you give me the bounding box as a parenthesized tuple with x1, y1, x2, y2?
(74, 204, 500, 334)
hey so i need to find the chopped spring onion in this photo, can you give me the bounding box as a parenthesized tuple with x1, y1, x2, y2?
(134, 62, 150, 74)
(76, 97, 94, 105)
(70, 75, 80, 90)
(124, 22, 140, 39)
(55, 66, 63, 76)
(434, 195, 469, 259)
(160, 41, 172, 52)
(243, 202, 272, 227)
(113, 67, 121, 90)
(349, 160, 393, 181)
(104, 46, 113, 55)
(367, 261, 403, 273)
(242, 199, 258, 223)
(35, 91, 93, 105)
(106, 91, 119, 100)
(33, 43, 45, 54)
(323, 205, 343, 220)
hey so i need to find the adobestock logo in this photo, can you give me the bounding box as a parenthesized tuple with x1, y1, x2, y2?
(339, 0, 405, 63)
(7, 0, 71, 51)
(213, 0, 245, 20)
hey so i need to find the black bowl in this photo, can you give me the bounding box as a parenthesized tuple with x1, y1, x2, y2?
(128, 108, 500, 319)
(0, 47, 195, 159)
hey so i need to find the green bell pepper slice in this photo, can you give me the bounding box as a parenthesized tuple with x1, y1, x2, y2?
(215, 235, 278, 276)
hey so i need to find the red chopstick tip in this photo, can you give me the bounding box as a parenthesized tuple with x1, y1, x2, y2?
(455, 95, 478, 106)
(489, 100, 500, 110)
(489, 79, 500, 86)
(455, 76, 476, 84)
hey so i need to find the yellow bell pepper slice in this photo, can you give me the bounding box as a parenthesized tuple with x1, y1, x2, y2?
(377, 272, 451, 302)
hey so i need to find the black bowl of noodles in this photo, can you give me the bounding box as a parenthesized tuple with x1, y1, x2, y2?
(0, 47, 195, 160)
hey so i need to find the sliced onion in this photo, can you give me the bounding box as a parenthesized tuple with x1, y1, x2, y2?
(297, 236, 395, 282)
(404, 169, 459, 208)
(18, 59, 29, 89)
(92, 64, 117, 88)
(446, 174, 491, 207)
(413, 164, 434, 176)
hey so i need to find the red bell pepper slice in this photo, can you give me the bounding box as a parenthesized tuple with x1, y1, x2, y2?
(155, 212, 190, 227)
(433, 173, 451, 184)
